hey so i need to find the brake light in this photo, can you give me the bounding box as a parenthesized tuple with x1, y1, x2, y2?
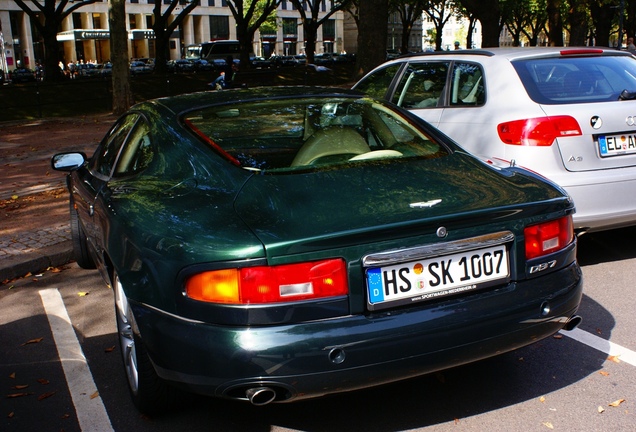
(524, 216, 574, 260)
(185, 259, 348, 304)
(560, 49, 604, 55)
(497, 116, 582, 146)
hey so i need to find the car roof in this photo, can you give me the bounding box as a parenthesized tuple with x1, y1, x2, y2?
(142, 86, 366, 115)
(392, 46, 633, 63)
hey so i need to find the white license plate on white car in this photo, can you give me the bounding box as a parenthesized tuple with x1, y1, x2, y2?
(366, 245, 509, 310)
(598, 134, 636, 157)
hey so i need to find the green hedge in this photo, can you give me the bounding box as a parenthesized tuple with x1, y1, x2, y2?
(0, 64, 357, 122)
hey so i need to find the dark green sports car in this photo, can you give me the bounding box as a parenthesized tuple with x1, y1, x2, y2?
(52, 87, 583, 414)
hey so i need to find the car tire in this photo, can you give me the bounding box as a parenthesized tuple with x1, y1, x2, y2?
(113, 272, 174, 415)
(69, 200, 96, 269)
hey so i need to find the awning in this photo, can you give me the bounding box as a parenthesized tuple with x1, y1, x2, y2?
(57, 29, 181, 42)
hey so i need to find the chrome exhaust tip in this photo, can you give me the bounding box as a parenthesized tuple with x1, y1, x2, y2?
(245, 387, 277, 406)
(563, 315, 582, 331)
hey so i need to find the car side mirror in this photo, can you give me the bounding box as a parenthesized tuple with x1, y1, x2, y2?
(51, 152, 87, 171)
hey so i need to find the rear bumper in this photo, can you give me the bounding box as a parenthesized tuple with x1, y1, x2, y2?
(550, 168, 636, 232)
(132, 262, 583, 403)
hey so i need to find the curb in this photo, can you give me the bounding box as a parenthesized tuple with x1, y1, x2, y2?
(0, 240, 73, 282)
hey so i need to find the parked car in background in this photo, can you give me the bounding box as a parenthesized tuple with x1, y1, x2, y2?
(354, 47, 636, 232)
(78, 63, 102, 78)
(10, 68, 37, 83)
(130, 60, 153, 75)
(100, 62, 113, 77)
(166, 59, 194, 73)
(53, 87, 582, 415)
(250, 56, 272, 69)
(191, 59, 214, 71)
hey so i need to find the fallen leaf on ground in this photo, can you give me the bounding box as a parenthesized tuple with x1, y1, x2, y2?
(542, 421, 554, 429)
(599, 370, 610, 377)
(104, 346, 115, 353)
(539, 396, 546, 403)
(553, 334, 563, 339)
(90, 391, 99, 399)
(21, 337, 44, 346)
(9, 373, 15, 379)
(609, 399, 626, 407)
(598, 406, 605, 413)
(78, 292, 89, 297)
(607, 355, 621, 363)
(7, 392, 32, 398)
(37, 391, 56, 401)
(37, 379, 50, 385)
(12, 385, 28, 390)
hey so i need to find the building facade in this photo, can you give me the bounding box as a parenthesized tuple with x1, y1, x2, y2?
(0, 0, 345, 73)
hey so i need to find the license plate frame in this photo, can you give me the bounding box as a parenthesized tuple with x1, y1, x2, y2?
(598, 133, 636, 157)
(366, 245, 510, 311)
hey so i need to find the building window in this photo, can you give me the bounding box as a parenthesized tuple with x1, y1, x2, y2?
(283, 18, 297, 36)
(323, 19, 335, 39)
(210, 15, 230, 39)
(72, 13, 82, 29)
(93, 13, 102, 29)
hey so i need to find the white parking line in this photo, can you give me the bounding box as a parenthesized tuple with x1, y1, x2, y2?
(560, 327, 636, 366)
(39, 289, 114, 432)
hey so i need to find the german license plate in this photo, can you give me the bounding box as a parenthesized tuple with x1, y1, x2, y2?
(598, 134, 636, 157)
(366, 245, 509, 310)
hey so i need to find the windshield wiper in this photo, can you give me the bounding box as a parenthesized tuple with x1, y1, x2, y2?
(619, 89, 636, 100)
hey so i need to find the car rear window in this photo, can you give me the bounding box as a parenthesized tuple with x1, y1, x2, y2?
(513, 55, 636, 104)
(182, 97, 448, 172)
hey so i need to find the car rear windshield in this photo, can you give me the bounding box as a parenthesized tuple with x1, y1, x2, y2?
(513, 54, 636, 104)
(182, 97, 448, 172)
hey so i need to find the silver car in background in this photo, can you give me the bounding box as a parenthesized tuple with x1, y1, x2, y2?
(353, 47, 636, 232)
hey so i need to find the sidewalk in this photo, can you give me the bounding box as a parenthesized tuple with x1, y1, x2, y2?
(0, 115, 115, 282)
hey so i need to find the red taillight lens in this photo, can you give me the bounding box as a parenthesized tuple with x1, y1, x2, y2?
(524, 216, 574, 260)
(497, 116, 582, 146)
(185, 259, 348, 304)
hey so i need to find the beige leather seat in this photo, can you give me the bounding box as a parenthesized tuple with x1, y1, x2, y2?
(291, 126, 370, 167)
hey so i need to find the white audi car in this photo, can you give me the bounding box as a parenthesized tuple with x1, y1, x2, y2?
(353, 47, 636, 232)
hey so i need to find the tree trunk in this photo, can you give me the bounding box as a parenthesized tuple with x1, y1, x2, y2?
(590, 3, 614, 47)
(460, 0, 501, 47)
(435, 26, 444, 50)
(400, 23, 412, 54)
(153, 32, 170, 75)
(568, 3, 588, 46)
(41, 21, 64, 82)
(304, 23, 318, 64)
(235, 23, 254, 71)
(547, 0, 564, 46)
(355, 0, 388, 78)
(109, 0, 133, 115)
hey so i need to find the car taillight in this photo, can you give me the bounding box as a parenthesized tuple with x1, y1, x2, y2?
(524, 216, 574, 260)
(185, 258, 348, 304)
(497, 116, 582, 146)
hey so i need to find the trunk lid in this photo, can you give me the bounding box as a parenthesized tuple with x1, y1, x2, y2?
(541, 101, 636, 172)
(234, 153, 569, 259)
